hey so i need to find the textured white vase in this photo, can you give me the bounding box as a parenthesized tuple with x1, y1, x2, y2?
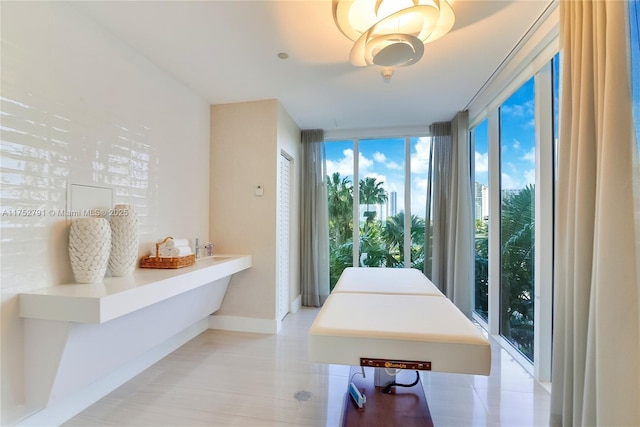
(69, 217, 111, 283)
(108, 204, 139, 276)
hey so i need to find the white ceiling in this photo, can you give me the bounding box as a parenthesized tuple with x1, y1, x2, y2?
(71, 0, 554, 133)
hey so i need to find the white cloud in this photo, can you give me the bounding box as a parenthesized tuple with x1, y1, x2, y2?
(373, 151, 403, 170)
(410, 137, 431, 174)
(413, 176, 429, 192)
(326, 148, 354, 177)
(373, 152, 386, 163)
(505, 161, 518, 174)
(501, 168, 535, 190)
(475, 151, 488, 172)
(524, 168, 535, 185)
(358, 153, 375, 176)
(501, 172, 521, 191)
(359, 153, 374, 170)
(522, 147, 535, 163)
(501, 104, 521, 117)
(512, 140, 521, 150)
(409, 177, 430, 218)
(326, 148, 374, 177)
(386, 161, 402, 170)
(501, 100, 534, 118)
(412, 192, 427, 218)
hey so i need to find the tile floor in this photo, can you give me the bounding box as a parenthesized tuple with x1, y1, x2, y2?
(63, 307, 550, 427)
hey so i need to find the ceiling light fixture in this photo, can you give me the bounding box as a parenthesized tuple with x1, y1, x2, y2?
(333, 0, 455, 68)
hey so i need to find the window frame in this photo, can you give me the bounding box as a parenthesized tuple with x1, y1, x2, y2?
(470, 41, 557, 383)
(324, 134, 427, 272)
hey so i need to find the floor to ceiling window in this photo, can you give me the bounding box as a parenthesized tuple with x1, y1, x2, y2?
(409, 137, 429, 271)
(472, 119, 489, 322)
(326, 136, 429, 288)
(325, 140, 354, 290)
(357, 138, 405, 268)
(499, 77, 536, 362)
(470, 50, 557, 379)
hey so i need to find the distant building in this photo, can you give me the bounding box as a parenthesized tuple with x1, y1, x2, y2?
(388, 191, 397, 217)
(474, 182, 489, 221)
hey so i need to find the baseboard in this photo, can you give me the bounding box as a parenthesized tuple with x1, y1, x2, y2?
(16, 318, 209, 427)
(208, 314, 279, 334)
(290, 294, 302, 314)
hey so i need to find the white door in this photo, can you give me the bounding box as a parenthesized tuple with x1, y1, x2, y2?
(278, 153, 291, 320)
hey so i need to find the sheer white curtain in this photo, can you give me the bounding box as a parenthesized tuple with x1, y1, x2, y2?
(426, 111, 474, 317)
(550, 1, 640, 425)
(300, 129, 330, 307)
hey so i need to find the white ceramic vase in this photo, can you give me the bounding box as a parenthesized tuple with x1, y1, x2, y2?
(69, 217, 111, 283)
(108, 204, 138, 276)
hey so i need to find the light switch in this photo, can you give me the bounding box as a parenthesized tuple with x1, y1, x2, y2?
(255, 185, 264, 196)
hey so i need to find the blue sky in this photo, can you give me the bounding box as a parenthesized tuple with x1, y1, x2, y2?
(325, 137, 430, 218)
(475, 76, 537, 190)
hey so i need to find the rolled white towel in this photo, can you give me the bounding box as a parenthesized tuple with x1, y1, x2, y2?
(149, 245, 169, 257)
(149, 246, 192, 257)
(149, 240, 171, 255)
(170, 246, 192, 257)
(165, 238, 189, 249)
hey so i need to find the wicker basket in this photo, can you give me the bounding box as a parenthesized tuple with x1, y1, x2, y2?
(140, 236, 196, 269)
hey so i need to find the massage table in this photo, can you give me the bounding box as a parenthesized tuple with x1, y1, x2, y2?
(308, 267, 491, 425)
(331, 266, 443, 296)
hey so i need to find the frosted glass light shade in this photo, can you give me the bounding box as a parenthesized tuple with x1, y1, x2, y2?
(333, 0, 455, 67)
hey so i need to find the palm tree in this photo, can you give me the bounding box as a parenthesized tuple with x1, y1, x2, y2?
(381, 212, 426, 268)
(382, 212, 404, 266)
(475, 218, 489, 320)
(327, 172, 353, 245)
(359, 221, 386, 267)
(408, 214, 426, 269)
(329, 240, 353, 290)
(500, 184, 535, 359)
(359, 177, 387, 226)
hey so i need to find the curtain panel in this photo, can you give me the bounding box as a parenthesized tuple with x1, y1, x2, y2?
(425, 111, 474, 317)
(550, 1, 640, 425)
(300, 129, 330, 307)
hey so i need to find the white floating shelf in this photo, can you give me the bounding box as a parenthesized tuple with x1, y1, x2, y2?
(19, 254, 251, 324)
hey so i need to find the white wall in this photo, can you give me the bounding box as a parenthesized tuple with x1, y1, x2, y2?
(209, 100, 300, 331)
(0, 2, 211, 424)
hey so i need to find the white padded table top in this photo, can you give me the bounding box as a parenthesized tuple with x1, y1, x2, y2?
(332, 267, 443, 296)
(309, 292, 491, 376)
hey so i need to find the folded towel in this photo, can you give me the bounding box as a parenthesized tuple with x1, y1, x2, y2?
(165, 238, 189, 249)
